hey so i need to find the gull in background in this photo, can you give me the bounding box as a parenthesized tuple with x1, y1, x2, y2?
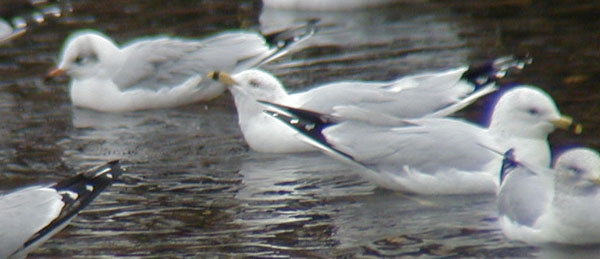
(209, 56, 530, 153)
(262, 0, 397, 11)
(0, 17, 25, 43)
(0, 161, 123, 258)
(497, 147, 600, 245)
(46, 23, 315, 112)
(263, 86, 580, 194)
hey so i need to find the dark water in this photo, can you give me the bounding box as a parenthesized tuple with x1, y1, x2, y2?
(1, 0, 600, 257)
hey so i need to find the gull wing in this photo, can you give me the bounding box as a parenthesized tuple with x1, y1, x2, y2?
(113, 33, 271, 91)
(262, 101, 496, 178)
(291, 55, 529, 119)
(113, 21, 316, 92)
(1, 161, 123, 258)
(497, 155, 552, 227)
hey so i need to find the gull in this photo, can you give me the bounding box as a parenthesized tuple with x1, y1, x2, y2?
(497, 147, 600, 245)
(46, 24, 315, 112)
(0, 17, 14, 42)
(209, 56, 530, 153)
(262, 86, 580, 194)
(262, 0, 397, 11)
(0, 17, 26, 44)
(0, 161, 123, 258)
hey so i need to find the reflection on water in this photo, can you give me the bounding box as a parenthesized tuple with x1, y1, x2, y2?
(237, 152, 373, 201)
(539, 246, 600, 259)
(0, 0, 600, 257)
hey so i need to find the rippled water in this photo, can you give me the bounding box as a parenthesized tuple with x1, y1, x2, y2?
(1, 0, 600, 257)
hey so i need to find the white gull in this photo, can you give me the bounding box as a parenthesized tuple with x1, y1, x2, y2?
(47, 25, 314, 112)
(210, 56, 530, 153)
(498, 147, 600, 245)
(262, 86, 580, 194)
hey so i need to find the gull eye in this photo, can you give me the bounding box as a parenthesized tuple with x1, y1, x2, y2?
(527, 108, 540, 115)
(567, 166, 583, 176)
(74, 56, 84, 64)
(249, 79, 260, 88)
(73, 53, 97, 65)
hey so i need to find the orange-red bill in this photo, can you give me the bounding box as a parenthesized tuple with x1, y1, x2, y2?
(46, 68, 66, 78)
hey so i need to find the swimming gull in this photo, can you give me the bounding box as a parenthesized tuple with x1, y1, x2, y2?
(209, 56, 530, 153)
(46, 24, 315, 112)
(262, 86, 580, 194)
(498, 147, 600, 245)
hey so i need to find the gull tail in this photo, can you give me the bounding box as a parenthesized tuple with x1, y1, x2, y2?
(461, 55, 532, 89)
(254, 19, 319, 67)
(14, 161, 123, 257)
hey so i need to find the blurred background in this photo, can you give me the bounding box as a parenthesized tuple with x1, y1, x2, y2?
(0, 0, 599, 257)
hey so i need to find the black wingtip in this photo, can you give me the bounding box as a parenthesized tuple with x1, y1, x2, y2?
(258, 100, 337, 125)
(22, 161, 123, 249)
(107, 159, 120, 166)
(260, 102, 335, 145)
(499, 149, 518, 184)
(261, 102, 357, 162)
(53, 160, 123, 190)
(103, 160, 122, 178)
(264, 19, 319, 49)
(462, 54, 532, 89)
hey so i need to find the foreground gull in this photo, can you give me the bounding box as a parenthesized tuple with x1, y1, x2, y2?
(263, 86, 579, 194)
(46, 25, 314, 112)
(0, 161, 123, 258)
(209, 56, 530, 153)
(497, 148, 600, 245)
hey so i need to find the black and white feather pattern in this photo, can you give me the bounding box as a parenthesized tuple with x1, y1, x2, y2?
(0, 160, 123, 259)
(260, 101, 363, 165)
(499, 148, 518, 185)
(461, 55, 532, 89)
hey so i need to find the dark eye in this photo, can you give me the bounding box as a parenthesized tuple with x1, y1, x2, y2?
(527, 108, 540, 115)
(249, 79, 260, 88)
(73, 53, 97, 65)
(568, 166, 583, 175)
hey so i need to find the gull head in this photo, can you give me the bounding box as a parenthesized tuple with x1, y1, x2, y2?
(554, 148, 600, 192)
(49, 30, 122, 80)
(208, 69, 288, 102)
(489, 86, 580, 138)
